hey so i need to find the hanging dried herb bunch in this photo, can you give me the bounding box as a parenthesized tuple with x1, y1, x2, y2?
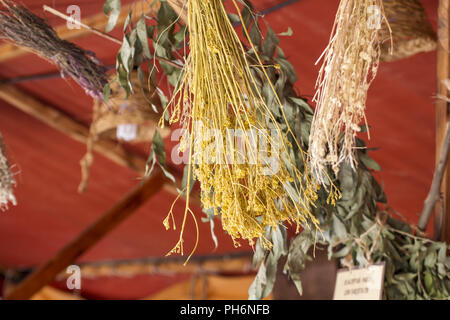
(161, 0, 340, 261)
(0, 1, 108, 99)
(0, 134, 16, 210)
(379, 0, 436, 62)
(310, 0, 385, 183)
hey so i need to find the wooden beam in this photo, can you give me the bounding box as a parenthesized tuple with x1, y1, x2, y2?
(9, 253, 254, 281)
(62, 254, 253, 279)
(0, 83, 202, 207)
(0, 1, 159, 63)
(436, 0, 450, 242)
(5, 170, 166, 300)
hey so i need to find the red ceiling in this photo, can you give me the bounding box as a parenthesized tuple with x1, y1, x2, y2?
(0, 0, 439, 299)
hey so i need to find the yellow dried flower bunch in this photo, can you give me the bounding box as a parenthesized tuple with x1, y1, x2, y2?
(160, 0, 339, 261)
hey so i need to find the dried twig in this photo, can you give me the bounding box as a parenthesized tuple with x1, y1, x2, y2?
(418, 122, 450, 231)
(43, 5, 122, 45)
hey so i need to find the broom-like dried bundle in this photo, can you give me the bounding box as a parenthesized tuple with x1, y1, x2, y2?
(310, 0, 384, 183)
(379, 0, 436, 62)
(162, 0, 338, 260)
(0, 2, 108, 100)
(0, 134, 16, 210)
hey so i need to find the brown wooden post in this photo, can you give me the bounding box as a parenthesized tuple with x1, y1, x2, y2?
(436, 0, 450, 242)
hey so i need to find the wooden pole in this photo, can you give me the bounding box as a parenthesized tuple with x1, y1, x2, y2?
(419, 123, 450, 231)
(59, 252, 253, 279)
(436, 0, 450, 242)
(5, 170, 166, 300)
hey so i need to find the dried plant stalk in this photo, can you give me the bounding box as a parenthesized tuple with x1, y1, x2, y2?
(0, 134, 16, 210)
(310, 0, 384, 183)
(161, 0, 339, 261)
(0, 2, 108, 99)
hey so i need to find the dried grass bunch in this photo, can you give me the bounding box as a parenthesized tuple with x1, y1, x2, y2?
(379, 0, 436, 62)
(161, 0, 338, 260)
(0, 134, 16, 210)
(0, 2, 108, 99)
(310, 0, 385, 183)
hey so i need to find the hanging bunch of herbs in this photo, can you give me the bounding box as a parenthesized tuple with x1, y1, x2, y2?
(0, 2, 108, 100)
(104, 0, 449, 299)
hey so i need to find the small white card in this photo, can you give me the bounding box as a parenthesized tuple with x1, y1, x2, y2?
(333, 263, 385, 300)
(116, 124, 138, 141)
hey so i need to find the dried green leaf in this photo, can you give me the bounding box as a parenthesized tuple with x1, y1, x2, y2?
(263, 27, 279, 58)
(152, 130, 166, 167)
(360, 153, 381, 171)
(103, 0, 121, 32)
(137, 16, 151, 59)
(278, 27, 293, 37)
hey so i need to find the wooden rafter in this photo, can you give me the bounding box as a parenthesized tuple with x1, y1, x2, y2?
(3, 253, 254, 282)
(5, 169, 167, 300)
(436, 0, 450, 242)
(72, 255, 253, 279)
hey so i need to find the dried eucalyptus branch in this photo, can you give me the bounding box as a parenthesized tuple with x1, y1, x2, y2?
(41, 5, 183, 70)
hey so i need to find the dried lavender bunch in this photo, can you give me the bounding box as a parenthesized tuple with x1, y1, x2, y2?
(0, 134, 16, 211)
(0, 2, 108, 99)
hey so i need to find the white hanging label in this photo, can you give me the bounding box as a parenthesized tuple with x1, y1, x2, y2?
(333, 263, 385, 300)
(116, 124, 138, 141)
